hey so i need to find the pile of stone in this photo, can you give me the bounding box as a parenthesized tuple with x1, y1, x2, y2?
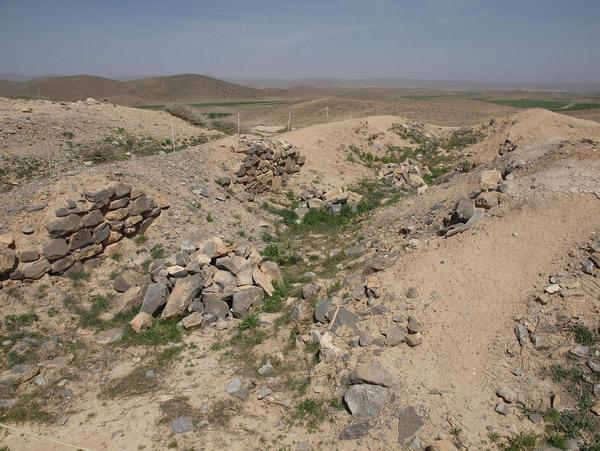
(234, 138, 305, 194)
(440, 169, 506, 237)
(377, 159, 430, 192)
(294, 187, 363, 218)
(0, 184, 162, 281)
(128, 236, 283, 333)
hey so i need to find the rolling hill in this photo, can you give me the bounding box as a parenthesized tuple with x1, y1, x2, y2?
(0, 73, 267, 104)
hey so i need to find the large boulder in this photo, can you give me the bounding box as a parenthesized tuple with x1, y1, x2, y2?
(161, 274, 204, 319)
(449, 197, 474, 225)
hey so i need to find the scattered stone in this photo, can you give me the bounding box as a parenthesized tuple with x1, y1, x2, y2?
(96, 328, 124, 345)
(480, 170, 502, 191)
(383, 325, 407, 346)
(140, 282, 169, 316)
(397, 406, 424, 444)
(344, 384, 389, 418)
(581, 259, 595, 275)
(496, 387, 517, 403)
(256, 386, 272, 400)
(350, 363, 392, 387)
(302, 283, 320, 299)
(495, 401, 511, 415)
(170, 416, 193, 434)
(329, 307, 359, 335)
(405, 333, 422, 347)
(340, 420, 373, 440)
(570, 345, 590, 358)
(226, 378, 249, 400)
(314, 299, 333, 323)
(514, 323, 529, 346)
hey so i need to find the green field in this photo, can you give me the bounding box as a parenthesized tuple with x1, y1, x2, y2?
(481, 98, 600, 111)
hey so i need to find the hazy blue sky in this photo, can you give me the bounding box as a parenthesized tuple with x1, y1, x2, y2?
(1, 0, 599, 82)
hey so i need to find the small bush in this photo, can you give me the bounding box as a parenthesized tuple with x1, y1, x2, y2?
(165, 104, 206, 126)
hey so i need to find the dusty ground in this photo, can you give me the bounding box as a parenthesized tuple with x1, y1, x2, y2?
(1, 98, 600, 450)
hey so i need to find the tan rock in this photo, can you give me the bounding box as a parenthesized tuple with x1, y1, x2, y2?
(480, 170, 502, 191)
(130, 312, 153, 333)
(253, 266, 274, 296)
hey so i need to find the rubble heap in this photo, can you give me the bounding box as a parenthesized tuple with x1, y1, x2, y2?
(128, 237, 283, 332)
(294, 187, 363, 218)
(235, 138, 305, 194)
(377, 158, 430, 191)
(0, 184, 162, 281)
(440, 169, 508, 237)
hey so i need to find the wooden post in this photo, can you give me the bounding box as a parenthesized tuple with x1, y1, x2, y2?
(170, 117, 176, 152)
(287, 112, 291, 132)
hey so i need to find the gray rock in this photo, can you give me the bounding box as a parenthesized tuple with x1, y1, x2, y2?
(68, 229, 93, 250)
(344, 384, 389, 418)
(50, 255, 74, 273)
(84, 187, 115, 203)
(258, 362, 274, 376)
(203, 297, 229, 320)
(161, 274, 205, 319)
(406, 287, 418, 299)
(21, 258, 50, 279)
(216, 255, 250, 275)
(314, 299, 333, 323)
(302, 283, 320, 299)
(17, 249, 40, 263)
(407, 316, 422, 333)
(0, 399, 17, 409)
(170, 416, 193, 434)
(82, 210, 104, 228)
(581, 259, 595, 275)
(340, 420, 373, 440)
(256, 386, 272, 400)
(397, 406, 424, 444)
(41, 239, 69, 260)
(21, 225, 34, 235)
(350, 363, 392, 387)
(112, 269, 139, 293)
(495, 401, 511, 415)
(290, 304, 303, 321)
(496, 387, 517, 403)
(383, 324, 407, 346)
(128, 195, 155, 216)
(226, 378, 249, 400)
(140, 282, 169, 316)
(46, 214, 83, 238)
(364, 255, 395, 274)
(329, 307, 359, 335)
(232, 286, 264, 318)
(570, 345, 590, 358)
(450, 197, 475, 224)
(93, 223, 111, 243)
(588, 360, 600, 373)
(514, 323, 529, 346)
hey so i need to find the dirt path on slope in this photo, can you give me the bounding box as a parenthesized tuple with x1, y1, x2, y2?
(374, 194, 600, 444)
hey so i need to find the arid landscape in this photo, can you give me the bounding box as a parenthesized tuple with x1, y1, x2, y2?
(1, 1, 600, 450)
(1, 72, 600, 451)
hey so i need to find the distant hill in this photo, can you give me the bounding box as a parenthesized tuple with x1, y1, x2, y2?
(0, 74, 266, 104)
